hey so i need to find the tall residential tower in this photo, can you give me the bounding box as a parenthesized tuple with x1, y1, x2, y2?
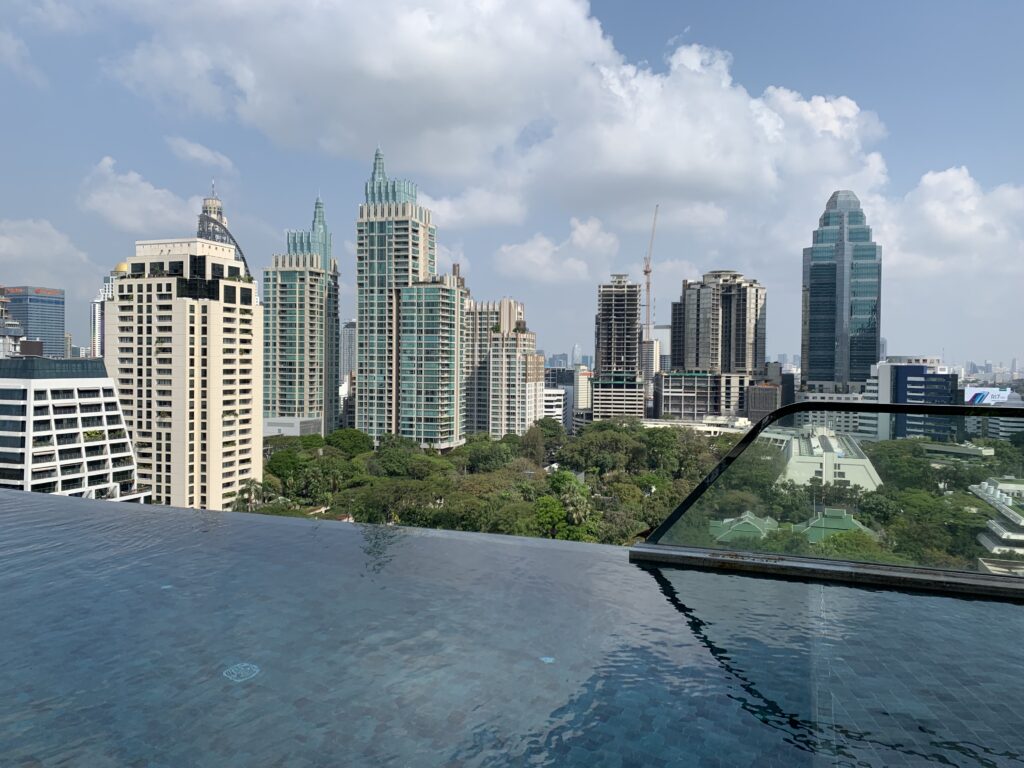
(670, 270, 766, 375)
(105, 192, 263, 510)
(263, 197, 340, 436)
(356, 149, 472, 449)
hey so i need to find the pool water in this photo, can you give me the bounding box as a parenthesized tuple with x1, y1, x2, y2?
(1, 491, 1022, 766)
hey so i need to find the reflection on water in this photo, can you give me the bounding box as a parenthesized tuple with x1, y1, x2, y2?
(645, 566, 1024, 767)
(357, 522, 407, 575)
(449, 565, 1024, 767)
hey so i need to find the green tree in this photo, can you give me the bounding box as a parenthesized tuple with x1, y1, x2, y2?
(519, 425, 545, 465)
(549, 470, 591, 525)
(532, 495, 569, 539)
(325, 428, 373, 458)
(231, 478, 266, 512)
(466, 440, 513, 473)
(534, 417, 566, 459)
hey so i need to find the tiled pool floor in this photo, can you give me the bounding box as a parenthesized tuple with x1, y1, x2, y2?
(1, 492, 1022, 766)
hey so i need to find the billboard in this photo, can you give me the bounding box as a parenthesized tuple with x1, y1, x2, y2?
(965, 387, 1012, 405)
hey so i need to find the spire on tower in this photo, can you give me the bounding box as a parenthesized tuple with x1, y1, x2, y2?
(371, 146, 386, 183)
(312, 195, 326, 230)
(211, 178, 217, 198)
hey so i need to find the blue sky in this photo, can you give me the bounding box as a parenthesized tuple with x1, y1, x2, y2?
(1, 0, 1023, 365)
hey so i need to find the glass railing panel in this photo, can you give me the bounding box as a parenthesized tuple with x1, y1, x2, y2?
(651, 406, 1024, 577)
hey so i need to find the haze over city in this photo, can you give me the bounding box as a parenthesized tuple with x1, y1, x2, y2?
(2, 0, 1023, 361)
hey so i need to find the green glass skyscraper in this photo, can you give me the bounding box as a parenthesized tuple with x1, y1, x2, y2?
(800, 190, 882, 392)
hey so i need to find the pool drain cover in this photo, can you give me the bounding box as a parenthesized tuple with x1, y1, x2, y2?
(223, 662, 260, 682)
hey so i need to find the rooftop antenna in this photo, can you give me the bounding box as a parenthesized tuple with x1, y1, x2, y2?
(211, 178, 216, 198)
(643, 204, 659, 340)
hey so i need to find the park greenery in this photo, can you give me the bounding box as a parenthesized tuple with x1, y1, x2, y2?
(236, 418, 736, 546)
(235, 416, 1024, 569)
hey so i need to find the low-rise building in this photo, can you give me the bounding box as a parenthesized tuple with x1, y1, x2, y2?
(543, 387, 567, 426)
(973, 480, 1024, 555)
(781, 425, 882, 491)
(654, 371, 753, 421)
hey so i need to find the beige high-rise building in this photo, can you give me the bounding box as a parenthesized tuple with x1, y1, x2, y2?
(105, 224, 263, 510)
(465, 297, 543, 439)
(466, 298, 524, 435)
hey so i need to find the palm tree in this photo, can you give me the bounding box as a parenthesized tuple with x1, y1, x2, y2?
(232, 478, 265, 513)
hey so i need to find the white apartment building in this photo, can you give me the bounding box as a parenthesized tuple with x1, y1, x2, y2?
(544, 387, 568, 427)
(105, 237, 263, 510)
(0, 357, 149, 501)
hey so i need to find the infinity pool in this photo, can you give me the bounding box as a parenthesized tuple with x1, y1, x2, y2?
(1, 491, 1022, 766)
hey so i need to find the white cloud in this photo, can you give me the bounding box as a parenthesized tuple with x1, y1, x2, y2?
(0, 219, 100, 306)
(165, 136, 235, 173)
(79, 156, 201, 235)
(495, 217, 617, 283)
(102, 0, 613, 178)
(75, 0, 1024, 357)
(421, 187, 525, 230)
(437, 242, 469, 275)
(0, 28, 45, 85)
(882, 166, 1024, 276)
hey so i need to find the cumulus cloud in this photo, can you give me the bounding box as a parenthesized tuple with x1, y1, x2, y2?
(883, 167, 1024, 276)
(0, 28, 45, 85)
(495, 217, 617, 283)
(79, 156, 201, 235)
(421, 188, 525, 230)
(58, 0, 1024, 357)
(0, 219, 101, 305)
(165, 136, 235, 172)
(102, 0, 613, 178)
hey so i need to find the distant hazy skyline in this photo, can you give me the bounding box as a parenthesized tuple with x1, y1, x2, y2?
(1, 0, 1023, 365)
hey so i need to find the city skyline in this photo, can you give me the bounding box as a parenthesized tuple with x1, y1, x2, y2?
(2, 1, 1024, 363)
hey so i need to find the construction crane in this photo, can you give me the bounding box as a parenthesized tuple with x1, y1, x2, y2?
(643, 204, 659, 341)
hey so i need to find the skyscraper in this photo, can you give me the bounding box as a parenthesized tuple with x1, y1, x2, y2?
(105, 192, 263, 510)
(397, 271, 467, 448)
(356, 150, 472, 449)
(340, 319, 357, 380)
(801, 190, 882, 392)
(670, 270, 766, 375)
(5, 286, 65, 358)
(263, 197, 340, 436)
(466, 298, 543, 438)
(466, 298, 525, 434)
(592, 274, 644, 419)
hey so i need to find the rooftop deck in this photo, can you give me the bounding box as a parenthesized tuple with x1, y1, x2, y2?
(2, 490, 1023, 765)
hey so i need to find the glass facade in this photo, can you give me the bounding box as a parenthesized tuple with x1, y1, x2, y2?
(5, 287, 65, 358)
(800, 191, 881, 390)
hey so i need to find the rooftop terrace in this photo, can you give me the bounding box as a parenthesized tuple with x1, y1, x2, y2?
(2, 489, 1023, 765)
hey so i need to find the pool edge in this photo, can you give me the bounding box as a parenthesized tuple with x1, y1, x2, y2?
(629, 543, 1024, 602)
